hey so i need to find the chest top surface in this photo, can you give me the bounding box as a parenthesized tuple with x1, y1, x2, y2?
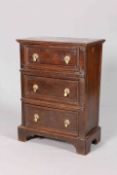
(17, 36, 105, 46)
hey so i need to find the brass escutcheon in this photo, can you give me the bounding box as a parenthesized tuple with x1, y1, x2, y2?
(64, 119, 70, 128)
(32, 53, 39, 62)
(64, 88, 70, 97)
(33, 84, 39, 93)
(34, 113, 39, 123)
(64, 55, 71, 64)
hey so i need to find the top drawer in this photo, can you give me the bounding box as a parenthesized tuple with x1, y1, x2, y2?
(21, 45, 78, 69)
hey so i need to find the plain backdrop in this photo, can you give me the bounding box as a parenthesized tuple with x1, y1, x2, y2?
(0, 0, 117, 175)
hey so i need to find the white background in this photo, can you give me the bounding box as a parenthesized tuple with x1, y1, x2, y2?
(0, 0, 117, 175)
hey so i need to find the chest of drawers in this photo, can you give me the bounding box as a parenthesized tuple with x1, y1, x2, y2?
(17, 37, 105, 155)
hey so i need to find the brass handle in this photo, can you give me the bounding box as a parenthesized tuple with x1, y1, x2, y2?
(64, 55, 71, 64)
(32, 53, 39, 62)
(64, 119, 70, 128)
(34, 113, 39, 123)
(33, 84, 39, 93)
(64, 88, 70, 97)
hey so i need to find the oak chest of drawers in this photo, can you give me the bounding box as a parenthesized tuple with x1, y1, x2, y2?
(17, 37, 105, 155)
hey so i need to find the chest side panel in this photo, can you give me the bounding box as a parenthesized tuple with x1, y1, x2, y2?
(83, 44, 103, 135)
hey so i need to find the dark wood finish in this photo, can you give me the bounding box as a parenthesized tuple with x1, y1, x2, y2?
(22, 74, 79, 104)
(17, 37, 105, 155)
(17, 37, 105, 46)
(24, 45, 77, 66)
(22, 103, 78, 136)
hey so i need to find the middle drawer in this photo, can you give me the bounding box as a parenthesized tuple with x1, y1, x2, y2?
(22, 74, 79, 104)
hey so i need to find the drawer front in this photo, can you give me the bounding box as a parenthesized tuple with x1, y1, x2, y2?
(23, 45, 78, 68)
(22, 75, 79, 104)
(23, 104, 78, 135)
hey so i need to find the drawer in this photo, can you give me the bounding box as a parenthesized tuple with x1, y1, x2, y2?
(23, 45, 78, 69)
(23, 104, 78, 135)
(22, 74, 79, 104)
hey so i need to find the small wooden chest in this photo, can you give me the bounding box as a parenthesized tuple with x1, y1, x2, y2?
(17, 37, 105, 155)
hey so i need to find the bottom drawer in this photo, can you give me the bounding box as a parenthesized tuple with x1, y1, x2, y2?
(23, 104, 78, 136)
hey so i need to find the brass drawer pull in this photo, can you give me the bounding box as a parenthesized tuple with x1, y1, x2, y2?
(64, 88, 70, 97)
(33, 84, 39, 93)
(64, 119, 70, 128)
(34, 113, 40, 123)
(32, 53, 39, 62)
(64, 55, 71, 64)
